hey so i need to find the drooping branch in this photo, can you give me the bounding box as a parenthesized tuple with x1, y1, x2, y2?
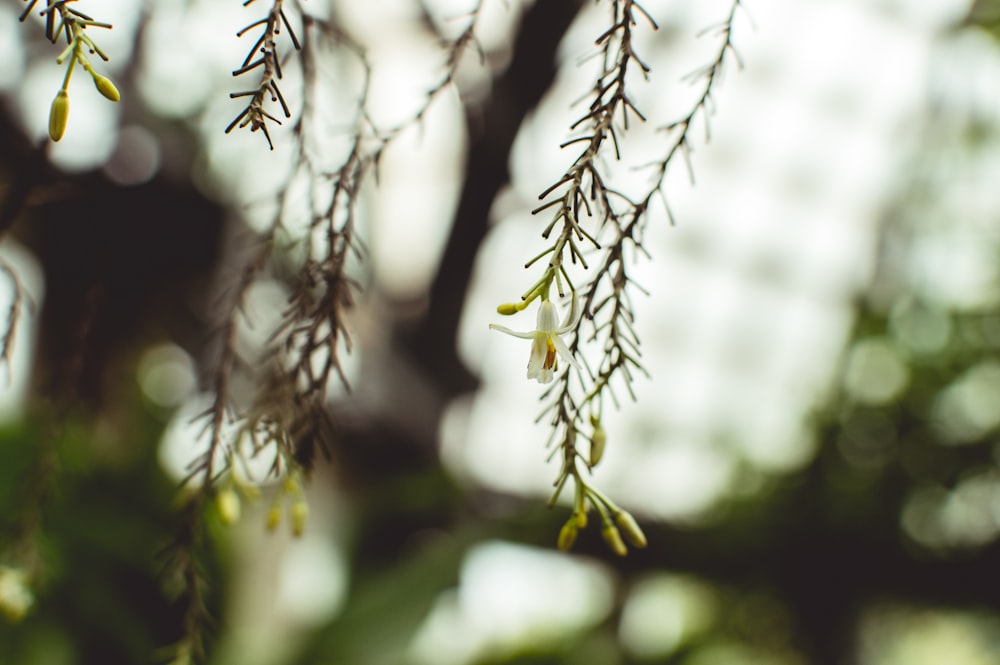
(226, 0, 302, 149)
(493, 0, 747, 554)
(168, 6, 494, 659)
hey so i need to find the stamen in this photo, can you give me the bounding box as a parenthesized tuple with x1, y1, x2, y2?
(544, 338, 557, 370)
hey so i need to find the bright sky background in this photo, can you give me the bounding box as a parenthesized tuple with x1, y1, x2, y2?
(3, 0, 1000, 663)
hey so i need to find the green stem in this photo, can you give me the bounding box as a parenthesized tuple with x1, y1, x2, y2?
(584, 483, 620, 517)
(60, 42, 78, 91)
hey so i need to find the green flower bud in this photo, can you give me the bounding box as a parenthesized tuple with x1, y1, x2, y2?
(92, 73, 120, 102)
(49, 91, 69, 142)
(266, 503, 282, 532)
(601, 524, 627, 557)
(557, 520, 578, 551)
(291, 499, 308, 537)
(614, 509, 647, 549)
(590, 425, 606, 466)
(496, 303, 519, 315)
(573, 509, 588, 529)
(217, 487, 241, 526)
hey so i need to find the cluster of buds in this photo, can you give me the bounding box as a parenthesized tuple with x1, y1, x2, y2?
(23, 1, 120, 141)
(491, 278, 649, 556)
(215, 467, 309, 538)
(557, 479, 647, 557)
(47, 47, 120, 142)
(266, 473, 309, 538)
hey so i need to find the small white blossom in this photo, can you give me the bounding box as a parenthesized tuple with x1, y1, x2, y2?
(0, 566, 34, 622)
(490, 298, 581, 383)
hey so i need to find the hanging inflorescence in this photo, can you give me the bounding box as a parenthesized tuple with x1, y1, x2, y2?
(490, 0, 746, 555)
(20, 0, 120, 141)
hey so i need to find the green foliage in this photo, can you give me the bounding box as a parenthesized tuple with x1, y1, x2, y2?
(0, 408, 223, 664)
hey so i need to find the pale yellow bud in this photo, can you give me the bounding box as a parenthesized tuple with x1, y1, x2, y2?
(92, 74, 120, 102)
(614, 509, 647, 549)
(291, 500, 308, 537)
(48, 91, 69, 142)
(590, 426, 606, 466)
(557, 520, 578, 551)
(601, 524, 627, 557)
(266, 504, 282, 532)
(496, 303, 519, 315)
(217, 487, 241, 526)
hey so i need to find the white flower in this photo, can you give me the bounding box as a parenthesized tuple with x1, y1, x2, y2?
(490, 299, 581, 383)
(0, 567, 34, 622)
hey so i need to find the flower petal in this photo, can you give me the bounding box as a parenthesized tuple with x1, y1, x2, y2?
(556, 297, 583, 333)
(489, 323, 536, 339)
(526, 335, 549, 382)
(549, 333, 580, 371)
(536, 300, 560, 333)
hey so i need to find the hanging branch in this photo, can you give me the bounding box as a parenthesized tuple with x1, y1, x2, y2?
(230, 1, 489, 479)
(226, 0, 302, 149)
(491, 0, 747, 554)
(0, 261, 32, 383)
(164, 5, 490, 660)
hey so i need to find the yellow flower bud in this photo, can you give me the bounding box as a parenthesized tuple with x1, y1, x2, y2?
(291, 499, 308, 537)
(496, 303, 520, 315)
(601, 524, 627, 557)
(614, 509, 647, 549)
(573, 509, 588, 529)
(92, 74, 120, 102)
(48, 91, 69, 142)
(590, 426, 606, 466)
(217, 487, 241, 526)
(557, 520, 578, 551)
(266, 503, 282, 531)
